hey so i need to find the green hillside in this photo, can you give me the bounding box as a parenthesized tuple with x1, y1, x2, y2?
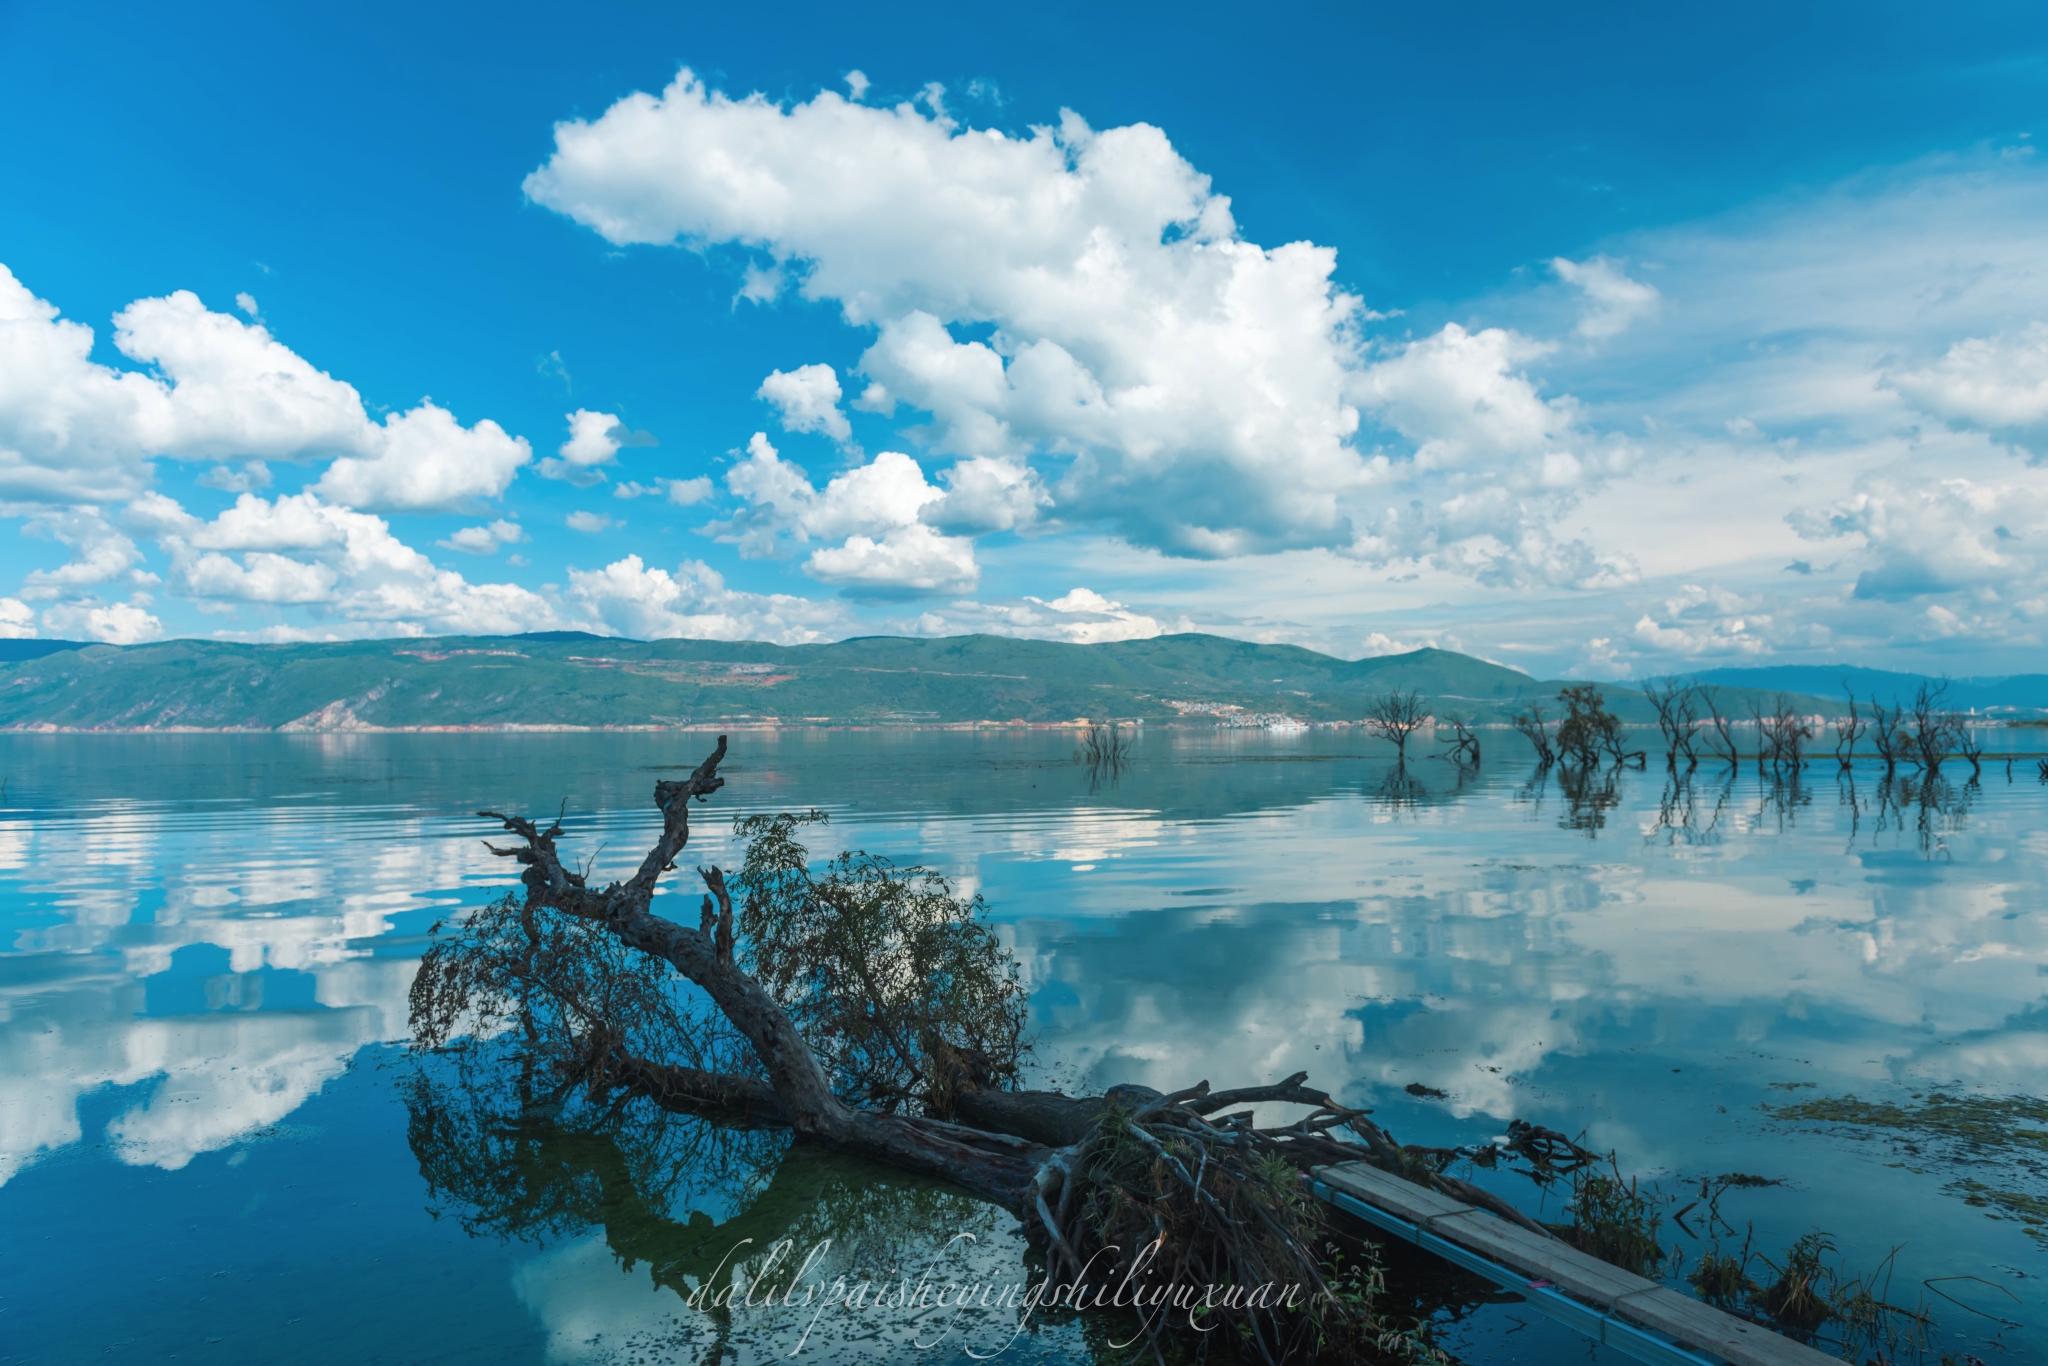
(0, 632, 1822, 731)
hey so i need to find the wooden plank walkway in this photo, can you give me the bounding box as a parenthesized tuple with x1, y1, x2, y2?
(1307, 1161, 1834, 1366)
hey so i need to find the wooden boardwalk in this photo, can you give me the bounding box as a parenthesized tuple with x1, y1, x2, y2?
(1307, 1161, 1834, 1366)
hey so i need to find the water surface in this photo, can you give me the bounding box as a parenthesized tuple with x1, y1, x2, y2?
(1, 729, 2043, 1363)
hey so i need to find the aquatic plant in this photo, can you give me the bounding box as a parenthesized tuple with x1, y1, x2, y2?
(1565, 1159, 1665, 1276)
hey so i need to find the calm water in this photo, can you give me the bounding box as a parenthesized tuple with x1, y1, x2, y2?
(1, 729, 2044, 1364)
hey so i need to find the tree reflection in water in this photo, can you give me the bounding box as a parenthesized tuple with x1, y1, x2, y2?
(1538, 757, 1986, 864)
(403, 1058, 1503, 1364)
(1554, 763, 1621, 836)
(405, 1059, 1049, 1364)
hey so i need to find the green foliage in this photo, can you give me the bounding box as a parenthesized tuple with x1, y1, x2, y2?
(731, 811, 1027, 1117)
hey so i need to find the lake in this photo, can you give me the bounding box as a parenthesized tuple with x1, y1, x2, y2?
(1, 728, 2043, 1364)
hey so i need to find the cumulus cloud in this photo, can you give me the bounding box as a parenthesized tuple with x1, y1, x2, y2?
(538, 408, 655, 485)
(564, 554, 849, 642)
(312, 403, 530, 510)
(523, 73, 1381, 559)
(1347, 324, 1636, 588)
(710, 432, 977, 592)
(0, 265, 533, 511)
(435, 520, 525, 555)
(1888, 322, 2048, 454)
(41, 597, 163, 645)
(919, 455, 1050, 533)
(757, 364, 852, 442)
(910, 586, 1181, 644)
(1552, 256, 1660, 339)
(566, 510, 614, 532)
(21, 509, 154, 599)
(129, 491, 558, 635)
(1790, 475, 2048, 612)
(614, 475, 714, 504)
(0, 598, 34, 638)
(806, 523, 978, 595)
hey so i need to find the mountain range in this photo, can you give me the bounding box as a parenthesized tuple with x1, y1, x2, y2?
(0, 633, 2038, 731)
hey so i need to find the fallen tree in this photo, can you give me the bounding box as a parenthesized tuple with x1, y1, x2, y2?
(410, 736, 1609, 1362)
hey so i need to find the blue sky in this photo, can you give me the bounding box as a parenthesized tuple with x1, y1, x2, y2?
(3, 1, 2046, 676)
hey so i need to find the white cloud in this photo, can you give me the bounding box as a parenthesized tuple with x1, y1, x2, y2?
(710, 432, 977, 592)
(758, 363, 852, 442)
(1347, 324, 1636, 588)
(21, 509, 153, 599)
(614, 475, 714, 504)
(41, 598, 163, 645)
(563, 554, 848, 642)
(0, 597, 36, 638)
(523, 73, 1379, 559)
(909, 586, 1181, 643)
(920, 455, 1050, 533)
(537, 408, 654, 485)
(130, 491, 559, 635)
(566, 510, 614, 533)
(805, 522, 978, 595)
(436, 520, 525, 555)
(312, 402, 531, 510)
(1552, 256, 1660, 339)
(1791, 474, 2048, 610)
(233, 292, 258, 317)
(0, 265, 531, 514)
(1359, 631, 1441, 657)
(1888, 321, 2048, 454)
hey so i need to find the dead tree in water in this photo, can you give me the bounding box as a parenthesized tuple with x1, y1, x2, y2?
(1906, 680, 1964, 776)
(1437, 717, 1481, 766)
(409, 736, 1565, 1363)
(1512, 702, 1556, 766)
(1867, 695, 1907, 777)
(1753, 695, 1816, 775)
(1834, 691, 1867, 771)
(1641, 679, 1701, 769)
(1362, 688, 1430, 762)
(1700, 688, 1741, 768)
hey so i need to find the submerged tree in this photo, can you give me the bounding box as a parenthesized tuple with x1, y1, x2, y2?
(1362, 689, 1430, 762)
(1555, 684, 1641, 769)
(1753, 695, 1817, 775)
(1511, 702, 1556, 767)
(1905, 680, 1965, 776)
(1700, 687, 1741, 768)
(1833, 692, 1867, 771)
(1641, 679, 1702, 769)
(411, 736, 1567, 1363)
(1436, 717, 1481, 767)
